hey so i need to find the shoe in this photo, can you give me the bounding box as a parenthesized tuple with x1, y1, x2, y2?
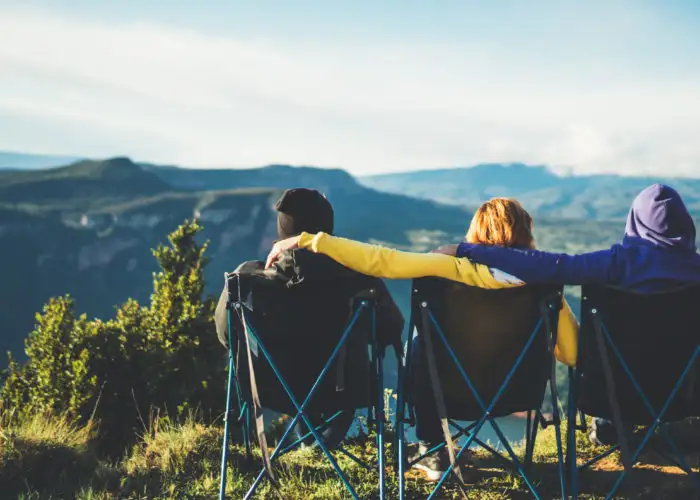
(589, 418, 616, 446)
(589, 418, 636, 447)
(410, 442, 450, 481)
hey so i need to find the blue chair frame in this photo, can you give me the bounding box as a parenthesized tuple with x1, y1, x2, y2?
(395, 281, 567, 500)
(567, 285, 700, 500)
(218, 275, 387, 500)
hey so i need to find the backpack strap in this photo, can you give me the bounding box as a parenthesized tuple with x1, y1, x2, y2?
(420, 305, 468, 497)
(236, 288, 283, 499)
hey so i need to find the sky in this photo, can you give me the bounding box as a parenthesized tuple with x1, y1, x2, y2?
(1, 1, 699, 176)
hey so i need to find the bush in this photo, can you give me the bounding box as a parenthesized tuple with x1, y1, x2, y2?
(1, 219, 225, 451)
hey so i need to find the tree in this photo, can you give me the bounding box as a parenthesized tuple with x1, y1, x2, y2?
(0, 296, 95, 418)
(1, 219, 224, 449)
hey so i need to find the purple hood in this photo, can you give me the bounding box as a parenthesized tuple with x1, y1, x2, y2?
(623, 184, 697, 253)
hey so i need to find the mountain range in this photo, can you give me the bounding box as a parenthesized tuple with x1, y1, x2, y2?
(0, 156, 473, 364)
(3, 153, 695, 367)
(361, 163, 700, 219)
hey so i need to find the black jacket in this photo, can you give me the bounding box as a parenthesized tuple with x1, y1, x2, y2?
(213, 249, 404, 413)
(215, 249, 403, 352)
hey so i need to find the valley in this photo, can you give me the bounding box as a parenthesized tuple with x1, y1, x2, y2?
(0, 157, 659, 366)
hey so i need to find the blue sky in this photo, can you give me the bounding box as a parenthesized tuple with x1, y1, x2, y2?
(1, 1, 699, 175)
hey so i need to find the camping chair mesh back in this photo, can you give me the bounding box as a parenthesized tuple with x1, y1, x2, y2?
(219, 272, 386, 500)
(579, 284, 700, 423)
(569, 284, 700, 500)
(396, 278, 566, 500)
(411, 279, 555, 420)
(229, 272, 372, 417)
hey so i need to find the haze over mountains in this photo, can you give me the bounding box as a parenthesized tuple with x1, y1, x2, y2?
(361, 163, 700, 220)
(6, 152, 698, 219)
(1, 152, 696, 367)
(0, 152, 83, 171)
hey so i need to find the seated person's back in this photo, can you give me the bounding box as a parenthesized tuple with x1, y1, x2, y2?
(214, 188, 403, 445)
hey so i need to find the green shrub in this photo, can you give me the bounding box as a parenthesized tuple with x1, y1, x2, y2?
(1, 219, 225, 451)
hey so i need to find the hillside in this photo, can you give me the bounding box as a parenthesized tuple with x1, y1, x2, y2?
(0, 158, 173, 211)
(0, 156, 632, 368)
(0, 157, 473, 364)
(361, 163, 700, 220)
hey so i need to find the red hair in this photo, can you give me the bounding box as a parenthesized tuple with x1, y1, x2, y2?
(465, 198, 535, 249)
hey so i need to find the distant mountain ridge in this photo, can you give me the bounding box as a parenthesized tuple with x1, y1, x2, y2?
(361, 163, 700, 219)
(5, 152, 698, 219)
(0, 156, 473, 364)
(0, 157, 172, 210)
(1, 154, 662, 368)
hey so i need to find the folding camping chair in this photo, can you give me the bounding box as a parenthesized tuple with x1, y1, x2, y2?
(567, 284, 700, 499)
(395, 278, 567, 500)
(218, 271, 388, 500)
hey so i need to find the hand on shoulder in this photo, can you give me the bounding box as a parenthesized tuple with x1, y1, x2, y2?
(265, 235, 302, 269)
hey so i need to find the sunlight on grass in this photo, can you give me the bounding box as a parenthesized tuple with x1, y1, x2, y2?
(3, 410, 700, 499)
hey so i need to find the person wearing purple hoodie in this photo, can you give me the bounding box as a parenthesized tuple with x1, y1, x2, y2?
(447, 183, 700, 445)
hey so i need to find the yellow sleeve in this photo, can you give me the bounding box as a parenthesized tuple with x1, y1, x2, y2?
(298, 232, 515, 289)
(554, 298, 579, 367)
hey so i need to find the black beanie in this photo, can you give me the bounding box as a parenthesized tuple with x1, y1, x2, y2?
(274, 188, 334, 240)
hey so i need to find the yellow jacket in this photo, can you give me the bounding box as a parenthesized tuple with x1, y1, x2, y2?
(297, 232, 579, 366)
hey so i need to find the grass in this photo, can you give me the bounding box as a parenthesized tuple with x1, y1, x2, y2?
(2, 411, 700, 499)
(0, 410, 121, 499)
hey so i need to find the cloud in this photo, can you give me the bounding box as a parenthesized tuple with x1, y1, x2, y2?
(0, 7, 699, 176)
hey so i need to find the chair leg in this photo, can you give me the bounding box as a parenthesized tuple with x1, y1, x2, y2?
(397, 414, 406, 500)
(568, 416, 578, 500)
(243, 404, 252, 463)
(395, 340, 409, 500)
(567, 367, 579, 500)
(549, 379, 567, 500)
(376, 350, 386, 500)
(525, 410, 538, 470)
(219, 413, 230, 500)
(219, 354, 236, 500)
(525, 410, 533, 468)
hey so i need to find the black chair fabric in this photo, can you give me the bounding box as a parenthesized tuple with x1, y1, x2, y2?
(410, 278, 562, 421)
(226, 272, 373, 416)
(578, 284, 700, 424)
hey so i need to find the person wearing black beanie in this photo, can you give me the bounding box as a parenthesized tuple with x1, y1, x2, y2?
(214, 187, 404, 452)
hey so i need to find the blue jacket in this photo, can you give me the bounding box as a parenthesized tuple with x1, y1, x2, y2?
(457, 184, 700, 292)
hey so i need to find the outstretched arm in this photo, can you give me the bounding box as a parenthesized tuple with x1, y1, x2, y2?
(456, 243, 620, 285)
(266, 232, 520, 289)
